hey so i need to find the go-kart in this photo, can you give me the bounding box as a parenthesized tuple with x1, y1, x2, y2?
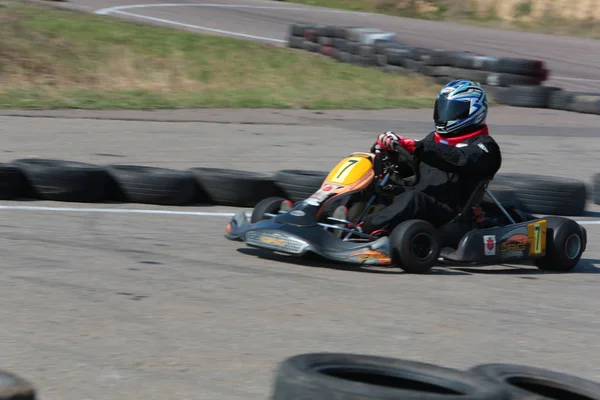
(224, 144, 587, 273)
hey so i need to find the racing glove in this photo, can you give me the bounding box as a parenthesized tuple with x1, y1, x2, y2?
(374, 131, 400, 152)
(374, 131, 417, 153)
(396, 137, 416, 153)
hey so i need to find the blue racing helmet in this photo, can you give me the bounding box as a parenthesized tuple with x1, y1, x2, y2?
(434, 80, 488, 137)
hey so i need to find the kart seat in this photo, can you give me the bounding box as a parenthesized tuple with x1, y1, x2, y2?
(438, 179, 491, 249)
(455, 178, 492, 222)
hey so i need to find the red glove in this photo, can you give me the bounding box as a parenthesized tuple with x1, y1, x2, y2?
(398, 137, 416, 153)
(375, 131, 400, 151)
(375, 131, 416, 153)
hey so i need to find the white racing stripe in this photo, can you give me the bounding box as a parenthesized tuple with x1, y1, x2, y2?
(94, 2, 360, 44)
(94, 3, 357, 15)
(109, 9, 287, 43)
(0, 204, 598, 225)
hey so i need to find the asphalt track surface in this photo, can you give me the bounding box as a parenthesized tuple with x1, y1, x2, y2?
(4, 2, 600, 399)
(52, 0, 600, 93)
(0, 108, 599, 400)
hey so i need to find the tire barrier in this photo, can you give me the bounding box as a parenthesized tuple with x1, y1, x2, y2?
(287, 23, 600, 115)
(271, 353, 600, 400)
(0, 158, 593, 215)
(272, 169, 329, 203)
(490, 174, 588, 216)
(0, 369, 36, 400)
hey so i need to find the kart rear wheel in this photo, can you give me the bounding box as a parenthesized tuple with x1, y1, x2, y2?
(390, 220, 441, 274)
(251, 196, 289, 223)
(534, 217, 586, 272)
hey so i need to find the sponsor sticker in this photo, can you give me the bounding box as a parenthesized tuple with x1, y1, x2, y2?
(260, 234, 286, 247)
(484, 235, 496, 256)
(290, 210, 305, 217)
(499, 233, 528, 253)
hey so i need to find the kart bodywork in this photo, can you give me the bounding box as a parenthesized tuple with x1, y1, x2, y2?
(225, 149, 587, 273)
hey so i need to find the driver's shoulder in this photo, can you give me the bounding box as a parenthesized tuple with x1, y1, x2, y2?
(467, 134, 499, 147)
(463, 135, 501, 156)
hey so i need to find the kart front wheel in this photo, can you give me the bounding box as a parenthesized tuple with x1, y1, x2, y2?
(251, 196, 291, 223)
(390, 220, 441, 274)
(534, 217, 586, 272)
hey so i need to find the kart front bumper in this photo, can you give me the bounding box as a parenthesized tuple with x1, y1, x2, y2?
(225, 211, 392, 266)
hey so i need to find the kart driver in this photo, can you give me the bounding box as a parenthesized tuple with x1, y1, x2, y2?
(355, 80, 502, 236)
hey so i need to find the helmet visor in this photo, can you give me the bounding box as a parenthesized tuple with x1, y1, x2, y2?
(434, 98, 471, 123)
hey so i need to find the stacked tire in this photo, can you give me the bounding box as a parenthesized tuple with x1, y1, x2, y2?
(272, 353, 600, 400)
(0, 158, 286, 208)
(0, 369, 36, 400)
(0, 158, 594, 215)
(286, 22, 600, 114)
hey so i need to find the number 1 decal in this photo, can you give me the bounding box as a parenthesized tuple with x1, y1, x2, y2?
(527, 220, 547, 256)
(534, 224, 541, 254)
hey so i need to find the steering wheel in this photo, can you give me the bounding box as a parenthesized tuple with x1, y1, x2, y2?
(392, 142, 420, 187)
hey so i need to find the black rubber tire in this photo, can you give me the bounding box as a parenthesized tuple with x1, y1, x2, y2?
(486, 73, 542, 87)
(351, 54, 377, 66)
(0, 370, 36, 400)
(484, 85, 510, 104)
(358, 44, 375, 57)
(452, 53, 496, 71)
(190, 167, 283, 207)
(289, 23, 312, 37)
(570, 93, 600, 114)
(304, 41, 321, 52)
(272, 353, 509, 400)
(390, 219, 441, 274)
(346, 41, 361, 55)
(382, 47, 411, 67)
(0, 163, 27, 200)
(333, 26, 351, 39)
(105, 165, 197, 206)
(469, 363, 600, 399)
(337, 51, 353, 63)
(547, 89, 578, 111)
(372, 39, 396, 54)
(287, 35, 304, 49)
(273, 169, 327, 203)
(492, 58, 546, 77)
(404, 59, 424, 71)
(502, 85, 561, 108)
(446, 67, 489, 84)
(331, 49, 343, 62)
(492, 173, 587, 216)
(333, 38, 349, 52)
(318, 36, 334, 46)
(421, 50, 452, 66)
(406, 47, 430, 61)
(422, 66, 453, 77)
(593, 173, 600, 205)
(534, 217, 586, 272)
(251, 196, 287, 223)
(316, 25, 336, 38)
(12, 158, 108, 202)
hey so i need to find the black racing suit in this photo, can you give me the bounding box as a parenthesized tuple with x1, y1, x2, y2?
(360, 126, 502, 233)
